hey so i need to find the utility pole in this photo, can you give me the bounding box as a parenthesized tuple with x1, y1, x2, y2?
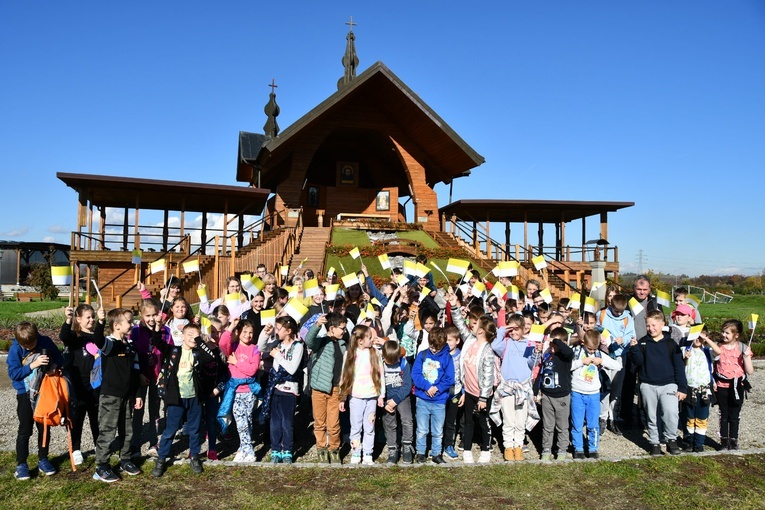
(636, 249, 645, 274)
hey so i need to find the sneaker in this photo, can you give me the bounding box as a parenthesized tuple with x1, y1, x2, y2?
(574, 451, 586, 460)
(588, 452, 600, 460)
(463, 451, 474, 464)
(457, 440, 464, 452)
(650, 444, 662, 456)
(130, 450, 142, 459)
(386, 447, 399, 465)
(270, 451, 282, 464)
(14, 464, 31, 481)
(416, 454, 427, 464)
(444, 446, 458, 459)
(119, 461, 141, 476)
(522, 442, 530, 454)
(350, 452, 362, 465)
(729, 438, 739, 451)
(317, 448, 328, 464)
(147, 445, 159, 457)
(431, 454, 446, 465)
(282, 451, 293, 464)
(504, 448, 514, 462)
(667, 440, 681, 456)
(478, 451, 491, 464)
(190, 456, 204, 474)
(233, 451, 246, 463)
(93, 465, 120, 483)
(362, 454, 374, 466)
(37, 459, 56, 476)
(599, 419, 607, 436)
(72, 449, 84, 466)
(608, 420, 623, 436)
(540, 452, 553, 462)
(242, 454, 256, 463)
(151, 459, 166, 478)
(207, 450, 219, 461)
(401, 445, 413, 464)
(329, 450, 341, 465)
(693, 445, 705, 453)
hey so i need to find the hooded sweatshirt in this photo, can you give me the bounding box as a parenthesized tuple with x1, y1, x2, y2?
(597, 307, 635, 357)
(412, 345, 455, 404)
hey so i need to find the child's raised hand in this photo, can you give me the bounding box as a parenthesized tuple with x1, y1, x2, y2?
(64, 306, 74, 323)
(136, 281, 146, 293)
(228, 317, 240, 331)
(263, 322, 273, 335)
(97, 306, 106, 321)
(361, 263, 368, 276)
(316, 314, 328, 327)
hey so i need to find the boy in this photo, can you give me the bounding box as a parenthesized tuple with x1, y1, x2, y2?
(442, 326, 463, 460)
(382, 340, 414, 464)
(492, 314, 536, 461)
(404, 308, 438, 360)
(150, 323, 218, 476)
(92, 308, 144, 482)
(533, 327, 574, 461)
(673, 288, 702, 325)
(8, 322, 64, 480)
(304, 312, 347, 465)
(129, 299, 172, 458)
(597, 294, 635, 435)
(570, 330, 620, 459)
(412, 326, 455, 464)
(629, 310, 688, 455)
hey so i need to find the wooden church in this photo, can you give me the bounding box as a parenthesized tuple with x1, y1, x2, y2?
(58, 22, 632, 310)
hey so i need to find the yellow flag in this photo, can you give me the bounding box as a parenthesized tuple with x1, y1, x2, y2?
(284, 298, 308, 322)
(51, 266, 72, 286)
(150, 259, 166, 275)
(349, 247, 361, 259)
(182, 259, 199, 274)
(378, 254, 391, 270)
(532, 255, 547, 271)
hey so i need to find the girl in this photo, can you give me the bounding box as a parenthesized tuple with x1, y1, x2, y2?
(713, 320, 754, 450)
(165, 297, 194, 346)
(682, 328, 720, 452)
(262, 273, 278, 308)
(452, 297, 497, 464)
(219, 318, 261, 462)
(262, 316, 304, 464)
(338, 325, 385, 465)
(200, 277, 248, 319)
(60, 303, 101, 465)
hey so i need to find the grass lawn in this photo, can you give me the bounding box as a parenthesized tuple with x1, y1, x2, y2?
(698, 294, 765, 321)
(3, 452, 765, 509)
(0, 300, 67, 320)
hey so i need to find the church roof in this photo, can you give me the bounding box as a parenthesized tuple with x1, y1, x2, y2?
(237, 61, 484, 188)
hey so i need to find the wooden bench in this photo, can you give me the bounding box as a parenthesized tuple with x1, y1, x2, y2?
(15, 292, 43, 302)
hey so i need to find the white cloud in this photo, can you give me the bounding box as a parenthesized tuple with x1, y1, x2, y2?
(710, 266, 742, 276)
(1, 226, 29, 237)
(42, 236, 56, 242)
(47, 225, 68, 234)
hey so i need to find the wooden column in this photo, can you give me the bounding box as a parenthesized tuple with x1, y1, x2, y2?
(561, 216, 566, 262)
(504, 221, 511, 261)
(600, 212, 608, 242)
(134, 197, 140, 249)
(201, 212, 208, 255)
(162, 210, 169, 251)
(87, 199, 93, 251)
(122, 207, 129, 250)
(523, 213, 528, 261)
(581, 217, 586, 262)
(99, 207, 106, 249)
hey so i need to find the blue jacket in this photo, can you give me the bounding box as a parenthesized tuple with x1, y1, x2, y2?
(8, 336, 64, 395)
(412, 345, 454, 404)
(384, 358, 413, 405)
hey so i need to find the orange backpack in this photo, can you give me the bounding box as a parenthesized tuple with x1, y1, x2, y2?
(33, 372, 73, 462)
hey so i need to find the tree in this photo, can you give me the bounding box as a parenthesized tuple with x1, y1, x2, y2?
(26, 262, 59, 300)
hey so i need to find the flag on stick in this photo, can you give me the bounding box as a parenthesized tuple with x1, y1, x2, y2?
(197, 285, 208, 304)
(532, 255, 547, 271)
(492, 261, 520, 278)
(303, 278, 320, 297)
(685, 294, 701, 309)
(131, 249, 142, 264)
(491, 282, 507, 299)
(378, 254, 391, 270)
(415, 263, 430, 278)
(628, 297, 644, 316)
(528, 324, 546, 343)
(284, 298, 308, 322)
(279, 265, 289, 277)
(656, 290, 671, 309)
(568, 292, 581, 310)
(687, 324, 704, 342)
(507, 285, 520, 301)
(150, 259, 166, 275)
(540, 288, 553, 304)
(182, 260, 199, 274)
(240, 275, 264, 295)
(341, 273, 360, 289)
(200, 317, 211, 335)
(403, 260, 417, 276)
(749, 314, 759, 331)
(430, 261, 449, 282)
(298, 257, 309, 268)
(260, 308, 276, 326)
(349, 247, 361, 260)
(51, 266, 73, 286)
(471, 281, 486, 298)
(446, 258, 470, 276)
(584, 297, 597, 314)
(325, 284, 340, 301)
(395, 274, 409, 287)
(225, 293, 241, 309)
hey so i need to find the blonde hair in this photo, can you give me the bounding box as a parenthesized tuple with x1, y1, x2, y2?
(339, 325, 381, 399)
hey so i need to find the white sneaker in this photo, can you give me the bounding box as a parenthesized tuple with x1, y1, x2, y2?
(478, 451, 492, 463)
(463, 451, 475, 464)
(233, 451, 246, 463)
(350, 453, 362, 465)
(362, 455, 374, 466)
(242, 454, 256, 463)
(72, 450, 84, 466)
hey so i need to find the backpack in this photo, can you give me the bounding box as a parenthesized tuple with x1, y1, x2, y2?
(90, 350, 102, 390)
(33, 372, 72, 448)
(599, 309, 629, 331)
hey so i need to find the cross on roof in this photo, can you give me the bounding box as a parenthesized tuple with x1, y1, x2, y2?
(269, 78, 278, 93)
(345, 16, 357, 32)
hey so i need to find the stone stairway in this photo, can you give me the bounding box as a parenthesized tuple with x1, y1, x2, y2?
(292, 227, 331, 276)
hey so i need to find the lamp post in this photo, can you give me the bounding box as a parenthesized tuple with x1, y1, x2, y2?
(0, 250, 4, 296)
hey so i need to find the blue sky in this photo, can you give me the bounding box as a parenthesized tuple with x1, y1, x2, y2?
(1, 1, 763, 277)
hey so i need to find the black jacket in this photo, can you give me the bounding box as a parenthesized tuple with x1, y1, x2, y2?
(93, 322, 141, 400)
(151, 331, 218, 406)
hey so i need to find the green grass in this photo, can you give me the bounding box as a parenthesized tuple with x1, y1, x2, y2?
(698, 295, 765, 321)
(3, 452, 765, 509)
(0, 301, 67, 320)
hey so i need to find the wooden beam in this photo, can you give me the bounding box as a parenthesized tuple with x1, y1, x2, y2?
(505, 222, 511, 262)
(134, 196, 140, 249)
(87, 198, 93, 251)
(122, 207, 129, 251)
(600, 211, 608, 241)
(201, 212, 208, 255)
(523, 213, 528, 261)
(99, 207, 106, 249)
(162, 210, 169, 251)
(180, 198, 186, 243)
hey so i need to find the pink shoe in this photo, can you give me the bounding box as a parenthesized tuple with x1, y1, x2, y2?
(207, 450, 219, 461)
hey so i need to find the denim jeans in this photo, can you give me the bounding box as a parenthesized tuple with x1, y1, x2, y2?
(158, 397, 202, 459)
(415, 398, 446, 456)
(571, 391, 600, 453)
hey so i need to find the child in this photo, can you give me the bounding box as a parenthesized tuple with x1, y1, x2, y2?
(681, 328, 720, 452)
(534, 327, 574, 461)
(150, 323, 218, 477)
(404, 308, 438, 361)
(570, 330, 620, 459)
(674, 287, 702, 325)
(219, 318, 261, 462)
(165, 297, 194, 346)
(199, 317, 227, 461)
(304, 312, 348, 465)
(412, 326, 455, 464)
(60, 304, 101, 465)
(381, 340, 414, 464)
(92, 308, 144, 482)
(629, 310, 688, 455)
(442, 325, 463, 460)
(8, 322, 64, 480)
(452, 304, 497, 464)
(262, 316, 304, 464)
(492, 314, 536, 461)
(597, 294, 634, 435)
(669, 304, 695, 345)
(338, 325, 385, 465)
(713, 319, 754, 450)
(129, 299, 172, 458)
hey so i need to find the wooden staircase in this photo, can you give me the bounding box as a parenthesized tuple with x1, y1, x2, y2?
(292, 227, 331, 276)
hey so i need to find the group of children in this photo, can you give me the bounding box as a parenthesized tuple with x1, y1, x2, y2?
(8, 267, 756, 480)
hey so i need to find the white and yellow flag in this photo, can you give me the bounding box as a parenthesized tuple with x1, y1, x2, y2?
(341, 273, 360, 289)
(182, 259, 199, 274)
(493, 260, 520, 278)
(51, 266, 72, 286)
(540, 288, 553, 304)
(349, 247, 361, 260)
(196, 285, 208, 305)
(284, 298, 308, 322)
(688, 324, 705, 342)
(241, 274, 264, 295)
(568, 292, 581, 310)
(628, 297, 644, 316)
(378, 254, 391, 270)
(325, 284, 340, 301)
(656, 290, 671, 309)
(150, 258, 166, 275)
(403, 260, 417, 276)
(584, 296, 597, 314)
(749, 314, 758, 331)
(491, 282, 507, 299)
(415, 263, 431, 278)
(532, 255, 547, 271)
(529, 324, 546, 343)
(446, 258, 470, 276)
(260, 308, 276, 326)
(303, 278, 321, 297)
